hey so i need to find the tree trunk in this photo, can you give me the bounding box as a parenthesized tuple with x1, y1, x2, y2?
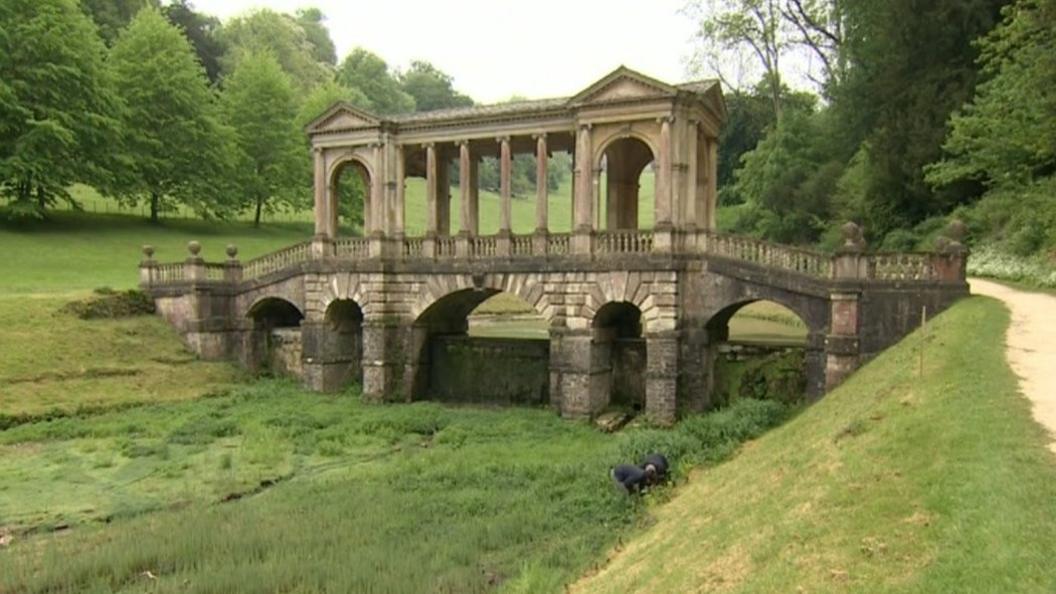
(150, 192, 160, 224)
(254, 196, 263, 228)
(36, 185, 46, 211)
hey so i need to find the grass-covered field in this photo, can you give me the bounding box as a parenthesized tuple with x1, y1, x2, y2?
(0, 288, 791, 592)
(574, 296, 1056, 593)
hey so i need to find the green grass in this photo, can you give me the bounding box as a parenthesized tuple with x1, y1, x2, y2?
(0, 294, 243, 419)
(573, 296, 1056, 593)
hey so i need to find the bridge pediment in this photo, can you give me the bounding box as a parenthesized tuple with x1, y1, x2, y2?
(305, 102, 380, 134)
(570, 66, 677, 106)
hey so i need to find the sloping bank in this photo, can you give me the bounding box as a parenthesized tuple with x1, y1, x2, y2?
(573, 297, 1056, 594)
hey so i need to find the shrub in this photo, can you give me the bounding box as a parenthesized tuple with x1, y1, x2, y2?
(61, 288, 155, 319)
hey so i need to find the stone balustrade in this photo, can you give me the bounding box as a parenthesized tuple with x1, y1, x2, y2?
(139, 222, 968, 289)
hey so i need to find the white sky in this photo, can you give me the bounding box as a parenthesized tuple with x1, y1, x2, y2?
(193, 0, 701, 104)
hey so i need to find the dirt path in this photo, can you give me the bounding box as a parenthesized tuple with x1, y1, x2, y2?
(970, 278, 1056, 453)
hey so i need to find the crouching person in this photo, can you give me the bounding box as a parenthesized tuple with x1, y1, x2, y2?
(641, 452, 669, 485)
(610, 464, 649, 494)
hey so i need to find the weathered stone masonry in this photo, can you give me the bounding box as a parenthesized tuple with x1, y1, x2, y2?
(140, 68, 969, 425)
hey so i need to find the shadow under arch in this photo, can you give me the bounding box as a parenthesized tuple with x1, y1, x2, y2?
(704, 299, 811, 406)
(408, 288, 551, 406)
(245, 296, 305, 375)
(592, 301, 646, 412)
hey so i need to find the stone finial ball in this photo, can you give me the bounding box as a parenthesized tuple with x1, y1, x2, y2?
(840, 221, 860, 241)
(142, 245, 155, 258)
(226, 244, 238, 259)
(946, 219, 967, 242)
(934, 236, 951, 252)
(187, 240, 202, 256)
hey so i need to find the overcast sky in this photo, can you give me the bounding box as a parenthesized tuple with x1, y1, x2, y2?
(193, 0, 701, 104)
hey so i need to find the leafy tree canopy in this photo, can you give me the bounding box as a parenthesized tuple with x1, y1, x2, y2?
(221, 8, 331, 93)
(109, 8, 236, 221)
(80, 0, 157, 45)
(0, 0, 123, 218)
(399, 60, 473, 113)
(337, 48, 415, 115)
(163, 0, 227, 85)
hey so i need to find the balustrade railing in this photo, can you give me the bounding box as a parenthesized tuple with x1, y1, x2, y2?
(153, 263, 185, 284)
(471, 236, 496, 258)
(403, 237, 423, 258)
(204, 264, 227, 282)
(867, 253, 937, 281)
(437, 237, 457, 258)
(510, 235, 533, 257)
(334, 237, 369, 259)
(243, 241, 311, 280)
(702, 232, 833, 278)
(547, 233, 570, 256)
(596, 230, 653, 254)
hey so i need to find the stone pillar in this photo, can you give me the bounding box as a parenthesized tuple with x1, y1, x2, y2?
(184, 241, 205, 282)
(706, 138, 719, 230)
(361, 316, 411, 403)
(685, 123, 699, 230)
(313, 147, 328, 237)
(645, 331, 679, 425)
(655, 116, 673, 229)
(935, 219, 969, 282)
(393, 144, 405, 238)
(550, 328, 609, 420)
(824, 294, 860, 390)
(370, 143, 384, 236)
(805, 331, 827, 397)
(572, 124, 593, 255)
(535, 134, 548, 233)
(437, 150, 451, 236)
(138, 245, 156, 287)
(678, 326, 712, 412)
(425, 143, 438, 236)
(223, 244, 242, 284)
(301, 319, 362, 393)
(459, 141, 472, 235)
(499, 136, 512, 234)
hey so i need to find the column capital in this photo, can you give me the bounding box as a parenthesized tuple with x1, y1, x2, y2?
(577, 122, 593, 132)
(313, 146, 324, 154)
(657, 115, 675, 124)
(456, 139, 470, 148)
(532, 132, 548, 140)
(496, 135, 511, 144)
(422, 141, 435, 149)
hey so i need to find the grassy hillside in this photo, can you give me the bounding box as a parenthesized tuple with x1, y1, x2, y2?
(573, 296, 1056, 593)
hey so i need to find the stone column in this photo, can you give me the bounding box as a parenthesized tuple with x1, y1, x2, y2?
(684, 122, 699, 230)
(437, 149, 451, 236)
(459, 141, 472, 235)
(313, 147, 328, 238)
(645, 331, 679, 425)
(302, 319, 362, 393)
(370, 144, 384, 237)
(138, 245, 156, 287)
(393, 144, 405, 238)
(572, 124, 593, 255)
(425, 143, 438, 235)
(535, 134, 548, 233)
(707, 138, 719, 230)
(825, 221, 866, 391)
(499, 136, 512, 234)
(361, 315, 412, 403)
(655, 117, 673, 228)
(550, 328, 609, 419)
(678, 326, 711, 412)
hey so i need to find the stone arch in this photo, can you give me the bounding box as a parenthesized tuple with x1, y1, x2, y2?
(592, 129, 659, 168)
(317, 272, 368, 320)
(581, 272, 669, 334)
(593, 133, 657, 231)
(705, 297, 820, 342)
(411, 273, 556, 328)
(247, 296, 304, 328)
(327, 152, 375, 236)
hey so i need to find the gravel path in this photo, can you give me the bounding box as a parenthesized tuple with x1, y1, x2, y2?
(971, 278, 1056, 453)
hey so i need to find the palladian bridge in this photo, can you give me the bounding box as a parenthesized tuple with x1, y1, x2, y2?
(139, 67, 969, 425)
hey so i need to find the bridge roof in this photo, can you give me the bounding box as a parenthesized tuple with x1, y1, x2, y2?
(305, 66, 724, 137)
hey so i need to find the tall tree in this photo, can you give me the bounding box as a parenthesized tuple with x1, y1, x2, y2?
(163, 0, 227, 85)
(832, 0, 1008, 233)
(337, 48, 415, 114)
(222, 51, 305, 227)
(295, 8, 337, 66)
(688, 0, 789, 118)
(221, 9, 331, 92)
(399, 60, 473, 112)
(109, 8, 234, 222)
(0, 0, 122, 218)
(80, 0, 157, 44)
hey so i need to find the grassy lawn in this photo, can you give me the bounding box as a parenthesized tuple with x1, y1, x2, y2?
(0, 290, 790, 592)
(573, 296, 1056, 593)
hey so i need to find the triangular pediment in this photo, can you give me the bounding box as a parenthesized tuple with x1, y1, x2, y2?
(305, 102, 380, 134)
(570, 66, 677, 106)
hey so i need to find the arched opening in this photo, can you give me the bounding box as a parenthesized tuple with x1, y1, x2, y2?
(330, 159, 371, 236)
(247, 297, 305, 377)
(706, 300, 808, 406)
(593, 301, 646, 412)
(597, 137, 656, 231)
(323, 298, 364, 386)
(410, 289, 549, 406)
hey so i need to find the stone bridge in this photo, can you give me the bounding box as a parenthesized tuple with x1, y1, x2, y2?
(139, 68, 969, 424)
